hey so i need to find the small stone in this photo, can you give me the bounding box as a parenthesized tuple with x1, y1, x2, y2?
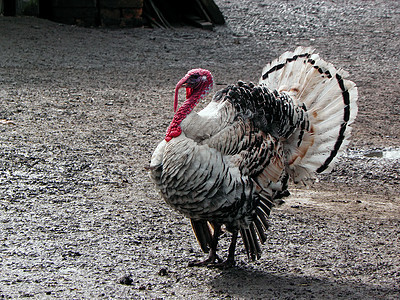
(118, 274, 133, 285)
(158, 267, 168, 276)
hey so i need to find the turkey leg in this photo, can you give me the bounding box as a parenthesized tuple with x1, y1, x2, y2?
(209, 229, 238, 268)
(188, 223, 222, 267)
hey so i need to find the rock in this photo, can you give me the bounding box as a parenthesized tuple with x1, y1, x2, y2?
(158, 267, 168, 276)
(118, 274, 133, 285)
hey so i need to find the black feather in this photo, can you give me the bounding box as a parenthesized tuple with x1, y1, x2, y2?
(253, 217, 267, 244)
(250, 223, 262, 259)
(256, 207, 270, 230)
(190, 219, 212, 253)
(240, 228, 251, 259)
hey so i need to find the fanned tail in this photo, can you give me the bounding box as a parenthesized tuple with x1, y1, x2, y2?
(259, 46, 358, 182)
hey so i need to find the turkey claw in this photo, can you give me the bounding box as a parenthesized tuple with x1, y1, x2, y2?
(188, 255, 223, 267)
(207, 258, 236, 269)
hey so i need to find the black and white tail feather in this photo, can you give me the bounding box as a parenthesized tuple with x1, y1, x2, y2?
(260, 46, 358, 183)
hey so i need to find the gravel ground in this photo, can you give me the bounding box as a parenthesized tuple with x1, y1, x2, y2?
(0, 0, 399, 299)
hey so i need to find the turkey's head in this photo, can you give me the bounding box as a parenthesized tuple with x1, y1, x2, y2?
(174, 68, 213, 112)
(165, 69, 213, 142)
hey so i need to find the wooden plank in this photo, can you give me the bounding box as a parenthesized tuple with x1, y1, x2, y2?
(184, 15, 213, 30)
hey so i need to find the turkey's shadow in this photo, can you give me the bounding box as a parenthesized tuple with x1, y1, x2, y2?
(209, 265, 397, 299)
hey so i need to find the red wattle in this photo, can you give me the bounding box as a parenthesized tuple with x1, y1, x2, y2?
(165, 123, 182, 142)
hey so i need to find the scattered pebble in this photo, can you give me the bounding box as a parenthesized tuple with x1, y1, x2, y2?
(158, 267, 168, 276)
(118, 274, 133, 286)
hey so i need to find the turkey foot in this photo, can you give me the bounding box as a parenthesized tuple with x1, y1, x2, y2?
(209, 230, 238, 269)
(189, 222, 223, 267)
(188, 252, 222, 267)
(207, 257, 236, 269)
(189, 229, 238, 268)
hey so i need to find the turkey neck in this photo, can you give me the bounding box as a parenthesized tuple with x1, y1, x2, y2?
(165, 87, 207, 142)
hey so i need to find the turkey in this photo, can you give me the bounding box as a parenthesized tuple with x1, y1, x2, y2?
(149, 47, 358, 267)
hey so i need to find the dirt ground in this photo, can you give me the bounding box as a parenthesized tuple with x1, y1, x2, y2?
(0, 0, 399, 299)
